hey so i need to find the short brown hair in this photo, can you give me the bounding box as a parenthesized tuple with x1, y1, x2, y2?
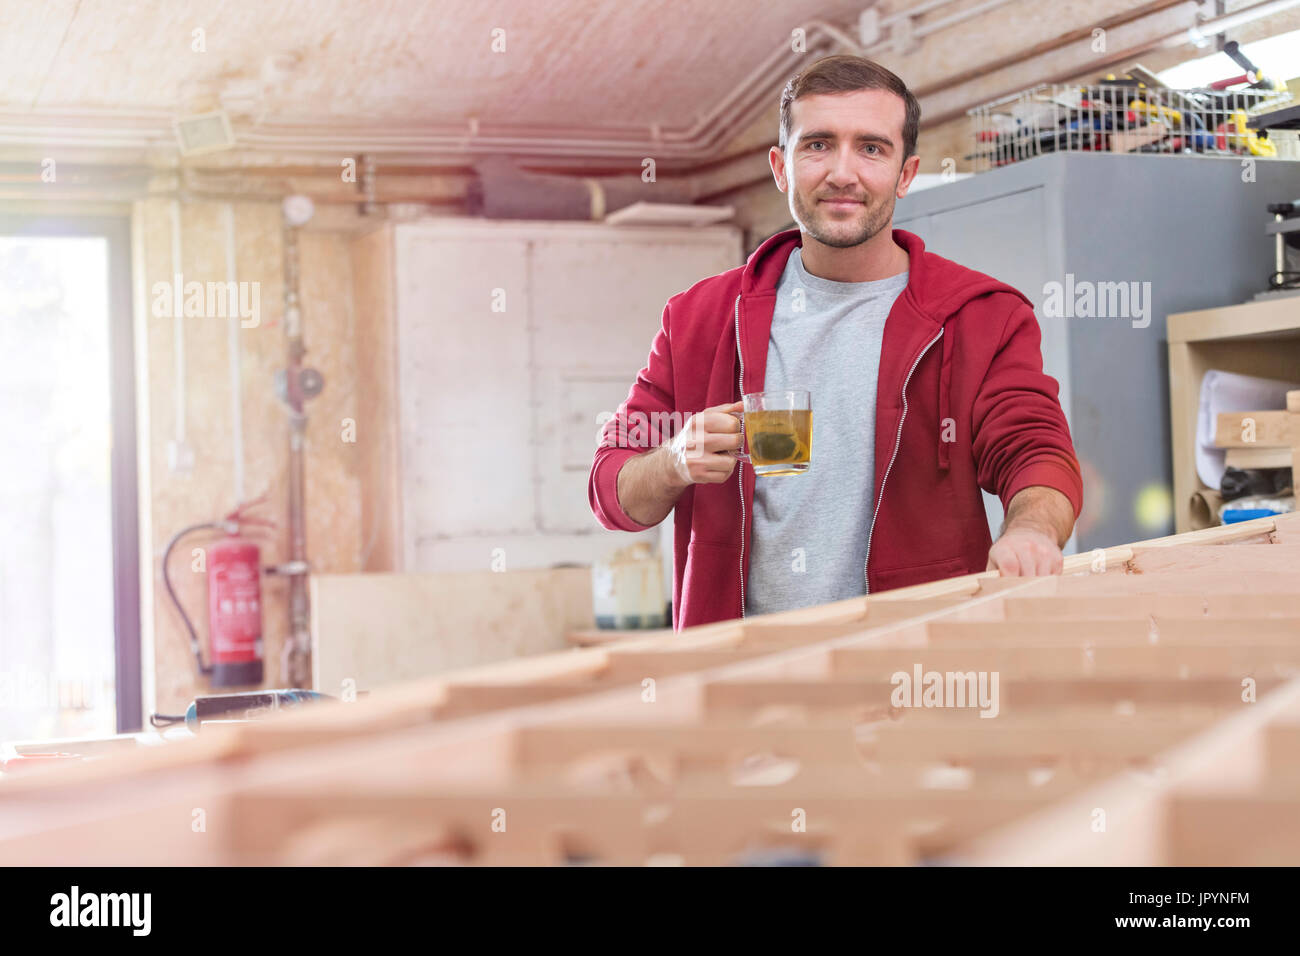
(778, 55, 921, 160)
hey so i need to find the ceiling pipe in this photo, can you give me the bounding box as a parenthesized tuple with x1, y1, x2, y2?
(914, 0, 1018, 35)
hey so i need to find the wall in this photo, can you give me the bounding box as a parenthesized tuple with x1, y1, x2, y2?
(133, 198, 363, 716)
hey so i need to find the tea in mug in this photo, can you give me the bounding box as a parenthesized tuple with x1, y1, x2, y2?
(746, 408, 812, 476)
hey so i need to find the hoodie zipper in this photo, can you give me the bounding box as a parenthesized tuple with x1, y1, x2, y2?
(733, 293, 747, 619)
(863, 328, 944, 595)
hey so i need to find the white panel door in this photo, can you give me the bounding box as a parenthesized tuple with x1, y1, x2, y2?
(394, 219, 741, 575)
(394, 229, 534, 568)
(529, 228, 741, 533)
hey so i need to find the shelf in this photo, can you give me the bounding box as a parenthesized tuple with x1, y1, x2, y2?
(1168, 301, 1300, 533)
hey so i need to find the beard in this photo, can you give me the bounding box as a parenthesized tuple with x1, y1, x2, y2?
(791, 183, 897, 249)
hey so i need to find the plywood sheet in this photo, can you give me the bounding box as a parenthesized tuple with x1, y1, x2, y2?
(309, 566, 593, 694)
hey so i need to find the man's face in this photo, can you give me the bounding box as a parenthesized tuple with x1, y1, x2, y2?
(770, 89, 919, 248)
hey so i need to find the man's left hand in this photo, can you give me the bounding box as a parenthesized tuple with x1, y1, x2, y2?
(986, 526, 1063, 576)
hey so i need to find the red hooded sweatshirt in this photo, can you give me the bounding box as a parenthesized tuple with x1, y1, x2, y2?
(589, 228, 1082, 630)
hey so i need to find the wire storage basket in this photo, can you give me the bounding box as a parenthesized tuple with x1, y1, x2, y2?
(967, 81, 1296, 172)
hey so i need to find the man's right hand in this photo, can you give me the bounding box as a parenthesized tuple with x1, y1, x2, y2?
(615, 401, 744, 527)
(667, 400, 744, 486)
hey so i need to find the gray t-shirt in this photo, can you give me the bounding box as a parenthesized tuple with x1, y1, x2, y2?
(744, 247, 909, 616)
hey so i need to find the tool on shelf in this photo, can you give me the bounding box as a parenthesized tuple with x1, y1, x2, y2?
(967, 49, 1293, 169)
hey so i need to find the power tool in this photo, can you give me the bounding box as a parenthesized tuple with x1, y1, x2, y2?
(150, 689, 330, 733)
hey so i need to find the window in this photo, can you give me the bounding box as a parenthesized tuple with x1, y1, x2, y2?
(1157, 29, 1300, 88)
(0, 216, 139, 741)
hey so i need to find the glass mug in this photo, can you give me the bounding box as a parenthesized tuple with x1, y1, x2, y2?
(730, 389, 812, 476)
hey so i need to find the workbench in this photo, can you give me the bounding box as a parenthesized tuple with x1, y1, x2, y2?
(2, 515, 1298, 865)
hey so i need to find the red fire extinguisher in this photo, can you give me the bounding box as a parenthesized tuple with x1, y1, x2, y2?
(163, 498, 273, 688)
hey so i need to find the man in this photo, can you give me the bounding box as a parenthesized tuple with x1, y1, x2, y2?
(589, 55, 1082, 630)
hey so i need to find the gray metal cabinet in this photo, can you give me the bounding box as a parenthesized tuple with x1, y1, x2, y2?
(895, 152, 1300, 551)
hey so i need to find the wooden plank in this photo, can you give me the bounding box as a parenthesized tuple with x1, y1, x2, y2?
(928, 619, 1146, 645)
(956, 676, 1300, 865)
(598, 649, 802, 682)
(1044, 571, 1300, 596)
(927, 617, 1300, 647)
(437, 682, 636, 719)
(1126, 545, 1300, 576)
(1271, 511, 1300, 544)
(508, 718, 1211, 769)
(310, 567, 595, 693)
(1167, 296, 1300, 344)
(738, 622, 907, 648)
(702, 676, 1284, 716)
(223, 785, 1072, 866)
(511, 723, 865, 769)
(1122, 513, 1279, 549)
(1263, 719, 1300, 784)
(227, 791, 652, 866)
(1003, 594, 1300, 619)
(831, 643, 1300, 680)
(1168, 783, 1300, 865)
(1225, 445, 1292, 469)
(1214, 410, 1294, 448)
(568, 627, 669, 648)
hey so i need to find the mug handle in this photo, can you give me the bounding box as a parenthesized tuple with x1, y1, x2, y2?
(727, 409, 750, 462)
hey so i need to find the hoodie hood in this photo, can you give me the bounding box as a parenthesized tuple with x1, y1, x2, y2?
(742, 227, 1033, 321)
